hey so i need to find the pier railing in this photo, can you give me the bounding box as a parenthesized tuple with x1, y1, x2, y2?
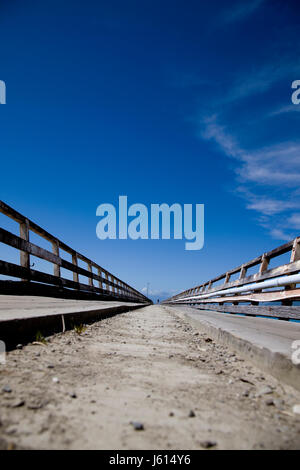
(0, 201, 150, 303)
(163, 237, 300, 320)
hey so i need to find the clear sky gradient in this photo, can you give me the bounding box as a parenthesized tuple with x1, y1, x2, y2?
(0, 0, 300, 301)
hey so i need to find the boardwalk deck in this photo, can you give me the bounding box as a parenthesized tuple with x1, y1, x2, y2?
(0, 295, 143, 348)
(168, 305, 300, 391)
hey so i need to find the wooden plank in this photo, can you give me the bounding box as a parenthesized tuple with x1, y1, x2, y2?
(183, 259, 300, 299)
(0, 261, 144, 302)
(52, 241, 61, 278)
(0, 229, 136, 295)
(189, 304, 300, 320)
(291, 238, 300, 262)
(97, 267, 103, 289)
(169, 238, 298, 300)
(259, 254, 269, 274)
(0, 187, 145, 299)
(87, 263, 93, 287)
(72, 254, 79, 283)
(0, 228, 61, 265)
(19, 220, 29, 270)
(0, 201, 148, 302)
(239, 265, 246, 279)
(186, 288, 300, 304)
(0, 260, 98, 293)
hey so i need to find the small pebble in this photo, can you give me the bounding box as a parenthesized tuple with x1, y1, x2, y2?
(265, 398, 274, 406)
(2, 385, 12, 393)
(273, 399, 285, 409)
(292, 404, 300, 415)
(130, 421, 144, 431)
(200, 440, 217, 449)
(6, 426, 17, 435)
(189, 410, 196, 418)
(256, 386, 273, 397)
(27, 402, 44, 410)
(11, 399, 25, 408)
(52, 377, 59, 383)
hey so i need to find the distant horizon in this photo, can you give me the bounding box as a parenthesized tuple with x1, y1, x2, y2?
(1, 0, 300, 301)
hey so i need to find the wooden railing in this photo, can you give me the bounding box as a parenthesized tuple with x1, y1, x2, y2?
(163, 237, 300, 320)
(0, 201, 150, 304)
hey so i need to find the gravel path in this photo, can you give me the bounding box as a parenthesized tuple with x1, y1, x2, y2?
(0, 305, 300, 449)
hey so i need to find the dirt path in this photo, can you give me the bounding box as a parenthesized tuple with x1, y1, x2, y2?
(0, 305, 300, 449)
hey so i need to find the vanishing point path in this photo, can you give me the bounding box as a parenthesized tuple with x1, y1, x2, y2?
(0, 305, 300, 450)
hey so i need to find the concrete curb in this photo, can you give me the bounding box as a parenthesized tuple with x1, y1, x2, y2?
(167, 306, 300, 392)
(0, 303, 147, 350)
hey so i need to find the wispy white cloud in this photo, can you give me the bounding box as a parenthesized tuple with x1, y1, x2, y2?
(270, 228, 292, 242)
(221, 61, 300, 106)
(221, 0, 264, 24)
(192, 21, 300, 243)
(246, 198, 298, 216)
(141, 286, 176, 300)
(288, 213, 300, 230)
(238, 142, 300, 186)
(200, 115, 243, 159)
(199, 113, 300, 240)
(269, 104, 300, 116)
(200, 115, 300, 187)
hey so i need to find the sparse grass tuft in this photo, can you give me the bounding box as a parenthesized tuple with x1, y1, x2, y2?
(74, 324, 86, 335)
(35, 331, 47, 344)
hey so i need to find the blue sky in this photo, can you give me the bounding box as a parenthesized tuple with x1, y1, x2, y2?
(0, 0, 300, 301)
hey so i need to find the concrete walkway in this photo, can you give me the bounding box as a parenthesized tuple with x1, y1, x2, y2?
(0, 305, 300, 449)
(0, 295, 142, 321)
(0, 295, 144, 348)
(167, 306, 300, 391)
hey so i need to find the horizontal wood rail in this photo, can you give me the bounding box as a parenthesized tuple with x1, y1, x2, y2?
(163, 236, 300, 320)
(0, 201, 150, 303)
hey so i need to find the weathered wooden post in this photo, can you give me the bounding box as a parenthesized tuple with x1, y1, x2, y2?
(112, 277, 117, 295)
(19, 218, 30, 281)
(239, 265, 247, 279)
(87, 262, 93, 287)
(97, 268, 103, 290)
(291, 237, 300, 263)
(72, 254, 79, 283)
(259, 254, 269, 274)
(52, 241, 61, 278)
(284, 238, 300, 305)
(104, 271, 109, 293)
